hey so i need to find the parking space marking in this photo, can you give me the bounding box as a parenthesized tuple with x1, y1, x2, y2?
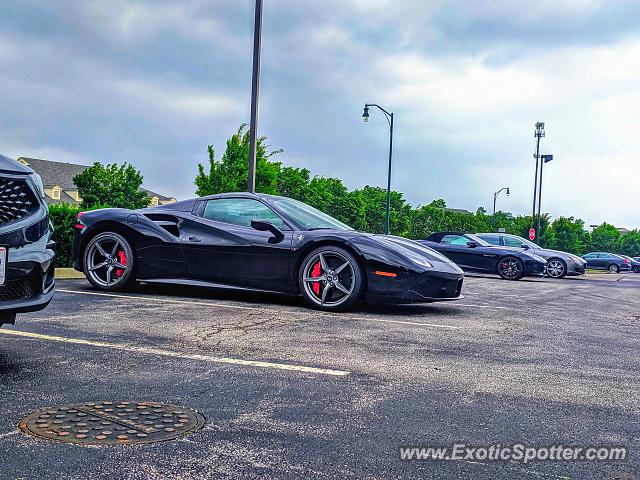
(455, 303, 509, 310)
(0, 329, 350, 377)
(57, 288, 461, 330)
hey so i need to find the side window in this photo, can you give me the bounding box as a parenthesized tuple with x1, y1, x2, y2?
(504, 236, 524, 248)
(597, 253, 610, 259)
(441, 234, 468, 245)
(203, 198, 284, 229)
(479, 234, 500, 246)
(583, 253, 595, 259)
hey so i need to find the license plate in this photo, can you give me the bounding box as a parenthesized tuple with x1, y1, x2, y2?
(0, 247, 6, 286)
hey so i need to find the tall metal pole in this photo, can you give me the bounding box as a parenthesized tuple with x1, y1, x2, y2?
(537, 156, 545, 234)
(493, 192, 498, 230)
(385, 113, 394, 235)
(247, 0, 263, 193)
(532, 122, 544, 243)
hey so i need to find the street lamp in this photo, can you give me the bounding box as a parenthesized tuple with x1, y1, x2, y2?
(362, 103, 394, 235)
(493, 187, 510, 230)
(536, 154, 554, 235)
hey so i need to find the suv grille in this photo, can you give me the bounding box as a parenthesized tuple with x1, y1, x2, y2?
(0, 178, 38, 226)
(0, 279, 34, 302)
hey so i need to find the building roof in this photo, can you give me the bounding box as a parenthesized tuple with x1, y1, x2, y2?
(17, 156, 175, 203)
(17, 157, 88, 190)
(140, 188, 175, 202)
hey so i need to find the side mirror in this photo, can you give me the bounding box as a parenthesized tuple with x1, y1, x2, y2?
(251, 220, 285, 243)
(466, 241, 478, 248)
(521, 243, 530, 249)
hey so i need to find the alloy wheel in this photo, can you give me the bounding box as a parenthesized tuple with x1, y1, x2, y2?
(546, 259, 565, 278)
(302, 251, 355, 307)
(498, 257, 522, 280)
(86, 234, 130, 288)
(609, 264, 619, 273)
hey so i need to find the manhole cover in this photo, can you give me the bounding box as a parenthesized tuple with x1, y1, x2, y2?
(18, 401, 205, 445)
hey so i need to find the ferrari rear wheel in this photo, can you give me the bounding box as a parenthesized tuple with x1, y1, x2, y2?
(299, 246, 363, 312)
(84, 232, 135, 291)
(497, 256, 524, 281)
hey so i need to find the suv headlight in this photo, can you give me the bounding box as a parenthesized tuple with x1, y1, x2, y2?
(29, 172, 45, 199)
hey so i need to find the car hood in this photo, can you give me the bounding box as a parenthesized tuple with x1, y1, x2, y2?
(0, 154, 32, 175)
(359, 234, 464, 274)
(534, 248, 584, 262)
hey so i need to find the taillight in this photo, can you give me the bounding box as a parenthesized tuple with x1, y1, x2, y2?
(624, 258, 631, 264)
(75, 211, 87, 230)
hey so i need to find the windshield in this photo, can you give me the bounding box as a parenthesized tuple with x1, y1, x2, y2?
(465, 234, 490, 246)
(272, 198, 353, 231)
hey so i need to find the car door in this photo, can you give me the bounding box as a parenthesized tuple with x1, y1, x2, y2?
(582, 253, 597, 269)
(181, 197, 294, 290)
(439, 234, 483, 271)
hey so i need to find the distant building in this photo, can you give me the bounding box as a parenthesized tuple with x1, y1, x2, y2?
(16, 157, 176, 207)
(617, 227, 631, 235)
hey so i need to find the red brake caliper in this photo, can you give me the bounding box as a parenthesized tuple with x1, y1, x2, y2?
(311, 261, 322, 296)
(116, 250, 127, 277)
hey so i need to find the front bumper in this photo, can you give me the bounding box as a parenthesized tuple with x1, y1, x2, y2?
(366, 267, 464, 305)
(524, 259, 547, 276)
(567, 263, 586, 276)
(0, 248, 55, 320)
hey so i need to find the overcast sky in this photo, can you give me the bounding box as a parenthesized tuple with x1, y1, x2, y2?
(2, 1, 639, 227)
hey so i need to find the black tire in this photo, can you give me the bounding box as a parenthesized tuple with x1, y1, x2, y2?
(633, 266, 640, 273)
(83, 232, 136, 291)
(608, 264, 620, 274)
(298, 245, 364, 312)
(496, 256, 525, 281)
(546, 258, 567, 279)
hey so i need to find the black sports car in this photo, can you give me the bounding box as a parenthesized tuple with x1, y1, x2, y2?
(419, 232, 547, 281)
(0, 154, 56, 327)
(72, 193, 464, 311)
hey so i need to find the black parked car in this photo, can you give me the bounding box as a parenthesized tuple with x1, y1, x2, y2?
(419, 232, 547, 281)
(0, 154, 56, 327)
(581, 252, 631, 273)
(475, 232, 587, 278)
(72, 193, 464, 311)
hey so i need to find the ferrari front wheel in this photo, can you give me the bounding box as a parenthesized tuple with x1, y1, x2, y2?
(84, 232, 135, 291)
(299, 246, 363, 312)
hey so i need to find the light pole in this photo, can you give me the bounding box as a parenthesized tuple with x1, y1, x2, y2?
(362, 103, 394, 235)
(536, 154, 553, 235)
(493, 187, 510, 230)
(531, 122, 545, 242)
(247, 0, 263, 193)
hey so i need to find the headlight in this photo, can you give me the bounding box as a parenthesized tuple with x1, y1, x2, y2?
(29, 172, 45, 199)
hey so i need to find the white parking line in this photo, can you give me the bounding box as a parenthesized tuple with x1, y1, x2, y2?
(0, 329, 350, 377)
(57, 289, 461, 330)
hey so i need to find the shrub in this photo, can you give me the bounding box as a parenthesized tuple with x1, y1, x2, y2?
(48, 204, 82, 268)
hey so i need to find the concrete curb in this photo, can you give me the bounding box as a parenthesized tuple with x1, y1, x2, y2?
(55, 268, 85, 280)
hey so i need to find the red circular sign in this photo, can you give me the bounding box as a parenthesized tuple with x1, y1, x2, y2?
(529, 228, 536, 241)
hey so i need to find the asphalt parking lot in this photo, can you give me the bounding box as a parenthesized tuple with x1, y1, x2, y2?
(1, 273, 639, 479)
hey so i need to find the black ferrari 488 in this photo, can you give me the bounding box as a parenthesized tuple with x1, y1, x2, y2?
(419, 232, 547, 281)
(72, 193, 464, 311)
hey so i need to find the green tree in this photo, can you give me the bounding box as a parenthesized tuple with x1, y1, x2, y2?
(195, 124, 282, 195)
(590, 223, 620, 252)
(543, 217, 589, 254)
(618, 230, 640, 257)
(73, 162, 149, 210)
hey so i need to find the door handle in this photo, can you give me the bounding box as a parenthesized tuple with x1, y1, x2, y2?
(187, 235, 202, 242)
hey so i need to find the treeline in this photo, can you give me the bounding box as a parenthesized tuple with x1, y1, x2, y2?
(195, 125, 640, 257)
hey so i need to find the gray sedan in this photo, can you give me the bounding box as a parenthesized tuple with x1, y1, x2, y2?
(476, 233, 587, 278)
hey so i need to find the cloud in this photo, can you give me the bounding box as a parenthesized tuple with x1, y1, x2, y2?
(1, 0, 640, 227)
